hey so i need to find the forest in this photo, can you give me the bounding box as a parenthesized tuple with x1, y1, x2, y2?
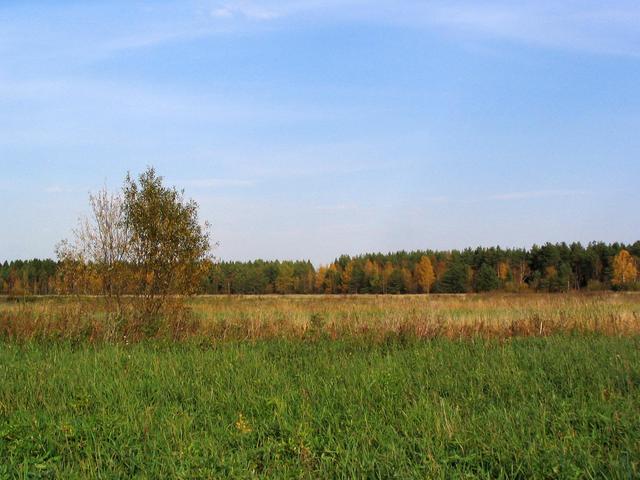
(2, 241, 639, 296)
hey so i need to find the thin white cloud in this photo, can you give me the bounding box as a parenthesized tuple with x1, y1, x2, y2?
(211, 7, 234, 18)
(103, 2, 288, 53)
(156, 2, 640, 56)
(423, 1, 640, 57)
(0, 76, 344, 148)
(0, 77, 339, 121)
(3, 1, 640, 58)
(211, 4, 281, 21)
(197, 1, 640, 57)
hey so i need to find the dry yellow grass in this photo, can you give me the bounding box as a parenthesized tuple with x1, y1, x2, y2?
(1, 292, 639, 342)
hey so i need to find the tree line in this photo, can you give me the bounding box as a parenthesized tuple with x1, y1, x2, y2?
(200, 242, 640, 294)
(1, 167, 638, 298)
(3, 241, 639, 296)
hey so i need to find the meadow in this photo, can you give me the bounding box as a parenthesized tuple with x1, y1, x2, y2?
(1, 294, 639, 478)
(1, 292, 640, 342)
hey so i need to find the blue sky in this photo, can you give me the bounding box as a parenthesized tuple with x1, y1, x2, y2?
(1, 1, 639, 264)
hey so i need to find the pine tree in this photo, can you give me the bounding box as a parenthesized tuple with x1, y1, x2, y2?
(476, 263, 500, 292)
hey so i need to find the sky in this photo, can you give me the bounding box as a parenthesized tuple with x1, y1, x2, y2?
(1, 0, 639, 264)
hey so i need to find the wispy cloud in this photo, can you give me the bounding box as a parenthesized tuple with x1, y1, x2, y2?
(211, 4, 281, 21)
(100, 1, 285, 53)
(420, 1, 640, 57)
(3, 1, 640, 58)
(199, 1, 640, 57)
(0, 76, 341, 148)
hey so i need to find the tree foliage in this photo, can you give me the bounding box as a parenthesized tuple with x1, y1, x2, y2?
(4, 242, 640, 297)
(475, 263, 500, 292)
(415, 256, 435, 293)
(56, 188, 130, 312)
(122, 168, 212, 316)
(612, 249, 638, 289)
(50, 167, 212, 323)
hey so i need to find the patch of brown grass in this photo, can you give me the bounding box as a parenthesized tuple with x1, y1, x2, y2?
(1, 293, 639, 343)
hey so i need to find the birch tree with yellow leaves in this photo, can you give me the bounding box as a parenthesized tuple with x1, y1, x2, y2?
(415, 256, 435, 293)
(612, 250, 638, 288)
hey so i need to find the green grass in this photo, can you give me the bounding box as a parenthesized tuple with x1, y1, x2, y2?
(1, 336, 639, 478)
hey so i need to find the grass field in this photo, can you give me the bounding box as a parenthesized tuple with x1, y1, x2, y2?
(1, 294, 639, 478)
(2, 292, 640, 342)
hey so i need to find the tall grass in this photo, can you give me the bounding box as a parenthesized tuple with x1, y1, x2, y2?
(2, 295, 639, 477)
(1, 337, 639, 477)
(1, 293, 639, 342)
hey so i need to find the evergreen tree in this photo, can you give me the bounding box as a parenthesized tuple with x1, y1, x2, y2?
(476, 263, 500, 292)
(439, 261, 469, 293)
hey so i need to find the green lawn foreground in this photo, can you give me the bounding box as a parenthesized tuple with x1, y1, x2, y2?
(1, 337, 639, 478)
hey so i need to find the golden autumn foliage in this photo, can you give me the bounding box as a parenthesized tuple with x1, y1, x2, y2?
(314, 266, 327, 292)
(497, 261, 510, 281)
(435, 259, 448, 281)
(382, 262, 394, 294)
(325, 264, 340, 293)
(612, 250, 638, 287)
(363, 259, 381, 291)
(341, 261, 355, 293)
(400, 267, 415, 293)
(415, 256, 435, 293)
